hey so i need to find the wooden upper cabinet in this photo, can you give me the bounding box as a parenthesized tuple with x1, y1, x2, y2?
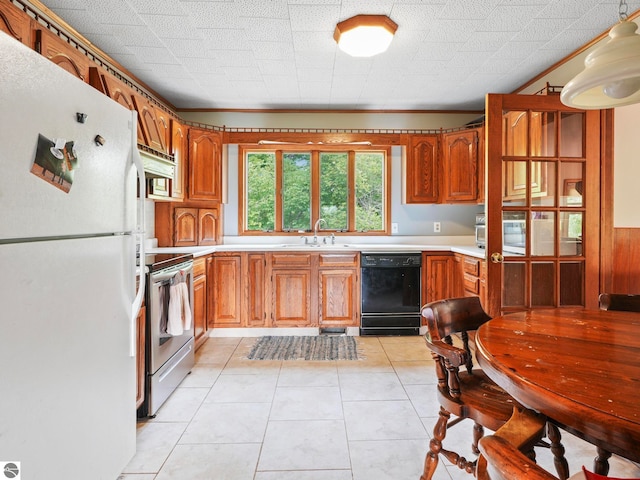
(405, 134, 439, 203)
(98, 72, 146, 145)
(198, 208, 219, 246)
(0, 0, 32, 46)
(441, 129, 479, 203)
(170, 119, 187, 200)
(35, 28, 88, 81)
(189, 128, 222, 202)
(154, 107, 171, 154)
(132, 95, 166, 152)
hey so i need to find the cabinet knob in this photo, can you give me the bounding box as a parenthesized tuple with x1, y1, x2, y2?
(490, 252, 504, 264)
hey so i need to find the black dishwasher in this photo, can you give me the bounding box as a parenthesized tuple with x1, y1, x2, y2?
(360, 253, 422, 336)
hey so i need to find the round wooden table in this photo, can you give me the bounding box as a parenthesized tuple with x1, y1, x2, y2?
(475, 308, 640, 465)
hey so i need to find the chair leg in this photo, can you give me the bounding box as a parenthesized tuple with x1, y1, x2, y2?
(421, 406, 450, 480)
(472, 422, 484, 455)
(594, 447, 612, 476)
(547, 422, 570, 480)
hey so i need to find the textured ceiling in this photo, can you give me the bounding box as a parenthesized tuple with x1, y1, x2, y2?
(42, 0, 640, 111)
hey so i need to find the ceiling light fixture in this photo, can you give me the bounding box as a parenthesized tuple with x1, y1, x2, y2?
(561, 0, 640, 109)
(333, 15, 398, 58)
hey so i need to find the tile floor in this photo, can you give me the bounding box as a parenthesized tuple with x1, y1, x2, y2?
(119, 336, 640, 480)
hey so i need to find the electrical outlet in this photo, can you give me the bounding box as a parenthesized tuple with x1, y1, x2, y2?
(391, 223, 398, 233)
(434, 221, 441, 233)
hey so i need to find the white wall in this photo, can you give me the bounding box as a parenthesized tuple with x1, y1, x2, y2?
(614, 103, 640, 227)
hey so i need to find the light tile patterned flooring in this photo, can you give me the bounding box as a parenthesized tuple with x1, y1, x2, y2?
(119, 336, 640, 480)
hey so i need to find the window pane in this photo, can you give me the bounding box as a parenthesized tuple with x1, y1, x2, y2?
(559, 211, 583, 256)
(503, 262, 526, 307)
(320, 152, 348, 230)
(530, 111, 556, 157)
(560, 112, 584, 157)
(503, 110, 528, 156)
(560, 262, 584, 305)
(503, 211, 526, 257)
(560, 162, 583, 207)
(282, 152, 311, 231)
(246, 152, 275, 231)
(531, 161, 555, 206)
(531, 211, 555, 256)
(531, 262, 555, 306)
(355, 152, 385, 231)
(503, 160, 527, 206)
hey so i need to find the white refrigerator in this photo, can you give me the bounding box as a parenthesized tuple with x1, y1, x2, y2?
(0, 34, 144, 479)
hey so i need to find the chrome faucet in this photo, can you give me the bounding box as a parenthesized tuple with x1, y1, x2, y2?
(313, 218, 326, 243)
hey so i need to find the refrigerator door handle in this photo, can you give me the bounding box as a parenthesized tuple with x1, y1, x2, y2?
(130, 111, 146, 358)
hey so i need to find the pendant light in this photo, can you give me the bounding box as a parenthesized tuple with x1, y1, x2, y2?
(561, 0, 640, 109)
(333, 15, 398, 58)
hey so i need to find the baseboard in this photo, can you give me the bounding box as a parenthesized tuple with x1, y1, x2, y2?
(209, 327, 360, 337)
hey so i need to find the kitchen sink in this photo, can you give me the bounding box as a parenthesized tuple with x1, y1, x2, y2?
(279, 243, 351, 248)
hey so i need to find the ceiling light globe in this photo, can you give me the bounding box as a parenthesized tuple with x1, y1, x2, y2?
(334, 15, 398, 58)
(561, 20, 640, 109)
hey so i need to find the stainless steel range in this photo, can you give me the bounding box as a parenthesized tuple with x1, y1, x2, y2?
(139, 253, 195, 417)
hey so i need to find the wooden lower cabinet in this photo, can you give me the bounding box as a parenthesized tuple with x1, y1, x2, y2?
(135, 304, 146, 409)
(210, 253, 243, 327)
(422, 253, 456, 305)
(271, 253, 315, 327)
(246, 253, 268, 327)
(454, 253, 487, 309)
(208, 251, 358, 329)
(192, 257, 208, 349)
(318, 253, 359, 328)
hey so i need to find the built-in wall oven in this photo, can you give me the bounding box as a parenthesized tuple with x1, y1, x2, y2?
(139, 253, 195, 418)
(360, 253, 422, 336)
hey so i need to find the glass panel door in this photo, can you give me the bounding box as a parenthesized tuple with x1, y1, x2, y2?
(485, 94, 600, 316)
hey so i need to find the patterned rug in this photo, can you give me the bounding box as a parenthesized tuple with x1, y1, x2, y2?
(246, 335, 361, 361)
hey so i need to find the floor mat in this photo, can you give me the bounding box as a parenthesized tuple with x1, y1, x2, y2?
(246, 335, 361, 361)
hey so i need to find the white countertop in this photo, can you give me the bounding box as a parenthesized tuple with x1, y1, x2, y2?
(146, 238, 486, 259)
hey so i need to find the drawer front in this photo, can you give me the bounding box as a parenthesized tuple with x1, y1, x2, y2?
(463, 257, 480, 276)
(271, 253, 313, 267)
(463, 273, 479, 294)
(319, 252, 358, 267)
(193, 257, 207, 277)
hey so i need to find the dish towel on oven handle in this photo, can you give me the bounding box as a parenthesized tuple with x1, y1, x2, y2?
(167, 270, 192, 335)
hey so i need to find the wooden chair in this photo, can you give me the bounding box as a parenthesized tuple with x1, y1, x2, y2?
(598, 293, 640, 312)
(595, 293, 640, 474)
(420, 296, 519, 480)
(477, 408, 640, 480)
(477, 408, 584, 480)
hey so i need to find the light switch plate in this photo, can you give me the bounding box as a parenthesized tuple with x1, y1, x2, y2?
(391, 223, 398, 233)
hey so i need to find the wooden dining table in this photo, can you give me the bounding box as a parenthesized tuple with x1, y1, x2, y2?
(475, 308, 640, 470)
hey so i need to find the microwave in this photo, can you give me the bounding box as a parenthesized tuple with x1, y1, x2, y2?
(475, 214, 486, 248)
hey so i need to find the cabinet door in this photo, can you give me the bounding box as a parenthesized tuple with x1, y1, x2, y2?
(0, 0, 32, 46)
(174, 207, 198, 247)
(405, 134, 438, 203)
(35, 27, 88, 81)
(272, 269, 312, 327)
(188, 128, 222, 201)
(170, 119, 187, 200)
(246, 253, 268, 327)
(132, 95, 166, 152)
(135, 305, 146, 409)
(193, 270, 207, 349)
(319, 268, 358, 327)
(212, 255, 243, 327)
(441, 129, 478, 202)
(422, 254, 454, 304)
(198, 208, 219, 246)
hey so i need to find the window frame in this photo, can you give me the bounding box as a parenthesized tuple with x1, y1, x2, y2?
(238, 144, 391, 235)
